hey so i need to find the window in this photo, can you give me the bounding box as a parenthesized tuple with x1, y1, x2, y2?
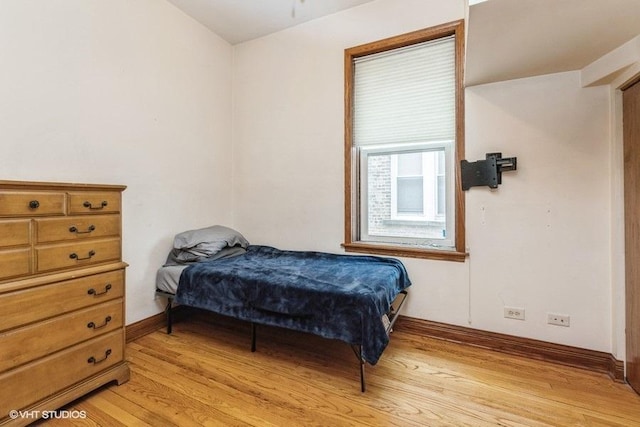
(343, 21, 466, 261)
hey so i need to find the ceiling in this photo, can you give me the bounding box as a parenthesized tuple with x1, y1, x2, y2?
(166, 0, 375, 45)
(166, 0, 640, 86)
(466, 0, 640, 86)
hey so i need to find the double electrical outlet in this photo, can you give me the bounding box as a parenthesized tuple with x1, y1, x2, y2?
(504, 307, 525, 320)
(547, 313, 570, 327)
(503, 306, 570, 327)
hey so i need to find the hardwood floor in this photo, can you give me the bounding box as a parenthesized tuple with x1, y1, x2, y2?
(37, 311, 640, 426)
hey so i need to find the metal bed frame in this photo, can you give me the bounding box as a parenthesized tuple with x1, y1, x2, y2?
(155, 289, 408, 392)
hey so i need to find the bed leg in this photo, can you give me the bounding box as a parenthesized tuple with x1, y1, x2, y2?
(359, 346, 366, 393)
(251, 322, 257, 352)
(166, 297, 173, 335)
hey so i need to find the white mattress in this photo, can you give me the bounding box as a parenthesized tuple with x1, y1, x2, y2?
(155, 265, 187, 295)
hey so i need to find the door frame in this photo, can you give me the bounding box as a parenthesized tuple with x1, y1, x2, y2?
(622, 74, 640, 393)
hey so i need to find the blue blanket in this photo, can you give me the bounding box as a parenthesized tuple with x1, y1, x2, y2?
(175, 245, 411, 364)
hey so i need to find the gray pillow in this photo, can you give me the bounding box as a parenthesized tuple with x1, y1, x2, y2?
(174, 225, 249, 250)
(168, 225, 250, 264)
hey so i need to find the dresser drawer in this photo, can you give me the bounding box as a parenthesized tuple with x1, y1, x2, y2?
(0, 248, 31, 281)
(0, 191, 65, 217)
(35, 215, 120, 243)
(0, 269, 124, 332)
(0, 330, 124, 418)
(0, 299, 123, 373)
(0, 220, 31, 247)
(36, 238, 120, 273)
(68, 192, 121, 215)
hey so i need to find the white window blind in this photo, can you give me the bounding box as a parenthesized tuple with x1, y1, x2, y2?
(353, 35, 455, 146)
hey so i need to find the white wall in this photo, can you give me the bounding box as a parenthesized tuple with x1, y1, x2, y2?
(581, 36, 640, 367)
(466, 72, 611, 352)
(233, 0, 614, 353)
(232, 0, 465, 251)
(0, 0, 621, 356)
(0, 0, 234, 323)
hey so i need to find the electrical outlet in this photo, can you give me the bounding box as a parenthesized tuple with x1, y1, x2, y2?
(504, 307, 525, 320)
(547, 313, 570, 327)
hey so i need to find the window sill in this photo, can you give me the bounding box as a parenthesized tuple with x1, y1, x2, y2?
(342, 242, 467, 262)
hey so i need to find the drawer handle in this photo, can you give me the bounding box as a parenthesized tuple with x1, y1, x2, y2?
(87, 349, 112, 365)
(70, 250, 96, 261)
(69, 225, 96, 234)
(87, 283, 112, 296)
(29, 200, 40, 209)
(87, 315, 112, 330)
(83, 200, 108, 210)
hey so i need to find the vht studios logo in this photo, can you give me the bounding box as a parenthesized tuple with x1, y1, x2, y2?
(9, 409, 87, 420)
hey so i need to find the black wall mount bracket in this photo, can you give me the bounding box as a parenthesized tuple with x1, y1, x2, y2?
(460, 152, 517, 190)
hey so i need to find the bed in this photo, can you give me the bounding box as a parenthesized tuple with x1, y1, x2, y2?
(155, 226, 410, 391)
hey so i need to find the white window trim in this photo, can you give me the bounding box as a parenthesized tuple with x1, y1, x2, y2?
(359, 141, 455, 249)
(390, 149, 446, 222)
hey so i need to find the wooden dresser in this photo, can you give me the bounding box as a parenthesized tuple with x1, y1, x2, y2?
(0, 180, 129, 426)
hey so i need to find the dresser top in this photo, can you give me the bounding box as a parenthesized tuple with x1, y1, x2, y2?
(0, 180, 127, 192)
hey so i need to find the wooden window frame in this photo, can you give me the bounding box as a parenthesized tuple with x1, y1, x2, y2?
(343, 20, 467, 262)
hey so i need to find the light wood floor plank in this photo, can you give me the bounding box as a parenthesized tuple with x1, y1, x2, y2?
(37, 313, 640, 426)
(387, 333, 640, 423)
